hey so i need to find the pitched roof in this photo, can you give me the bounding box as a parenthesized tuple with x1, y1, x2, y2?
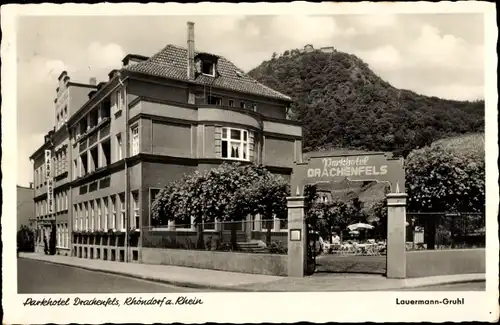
(124, 45, 291, 101)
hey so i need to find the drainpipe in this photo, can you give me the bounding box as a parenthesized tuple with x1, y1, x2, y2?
(120, 72, 130, 263)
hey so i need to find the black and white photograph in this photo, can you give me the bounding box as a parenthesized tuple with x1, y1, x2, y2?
(2, 2, 498, 323)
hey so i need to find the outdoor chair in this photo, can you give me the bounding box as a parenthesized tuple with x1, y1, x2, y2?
(329, 243, 341, 254)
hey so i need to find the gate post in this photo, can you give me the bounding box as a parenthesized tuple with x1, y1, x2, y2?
(286, 196, 307, 277)
(386, 193, 407, 279)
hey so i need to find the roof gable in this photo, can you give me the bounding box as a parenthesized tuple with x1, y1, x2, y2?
(124, 45, 291, 101)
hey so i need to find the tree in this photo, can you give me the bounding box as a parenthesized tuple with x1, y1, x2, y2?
(231, 173, 290, 245)
(152, 163, 277, 250)
(368, 199, 388, 240)
(151, 179, 187, 227)
(406, 134, 485, 213)
(17, 225, 35, 253)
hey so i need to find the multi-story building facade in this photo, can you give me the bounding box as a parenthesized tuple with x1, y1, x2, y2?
(30, 22, 302, 262)
(30, 72, 97, 254)
(17, 184, 35, 230)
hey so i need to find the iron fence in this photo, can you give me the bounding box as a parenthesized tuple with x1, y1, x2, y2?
(406, 212, 485, 250)
(142, 219, 288, 254)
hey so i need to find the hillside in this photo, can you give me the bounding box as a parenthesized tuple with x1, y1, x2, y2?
(248, 49, 484, 156)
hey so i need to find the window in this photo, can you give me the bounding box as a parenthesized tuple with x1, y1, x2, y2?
(73, 126, 79, 141)
(101, 140, 111, 167)
(115, 88, 126, 113)
(90, 146, 98, 172)
(57, 225, 61, 248)
(101, 100, 111, 119)
(62, 150, 67, 172)
(90, 201, 95, 231)
(79, 203, 83, 230)
(221, 127, 250, 161)
(111, 196, 117, 229)
(79, 119, 88, 135)
(104, 198, 109, 231)
(252, 104, 257, 112)
(201, 62, 215, 77)
(131, 125, 140, 156)
(73, 159, 78, 179)
(89, 109, 98, 128)
(80, 152, 88, 175)
(240, 101, 246, 109)
(228, 99, 234, 107)
(116, 134, 123, 161)
(119, 194, 125, 231)
(207, 95, 222, 106)
(74, 204, 78, 230)
(97, 200, 102, 230)
(132, 192, 139, 229)
(84, 203, 89, 231)
(64, 223, 68, 248)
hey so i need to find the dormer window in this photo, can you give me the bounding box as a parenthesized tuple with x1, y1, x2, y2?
(202, 61, 216, 77)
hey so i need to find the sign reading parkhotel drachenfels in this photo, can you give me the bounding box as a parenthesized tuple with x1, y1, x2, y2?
(45, 149, 54, 214)
(292, 152, 405, 194)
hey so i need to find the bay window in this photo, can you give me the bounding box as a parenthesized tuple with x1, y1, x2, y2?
(221, 127, 250, 161)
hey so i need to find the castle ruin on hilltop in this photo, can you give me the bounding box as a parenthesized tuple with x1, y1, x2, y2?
(282, 45, 337, 58)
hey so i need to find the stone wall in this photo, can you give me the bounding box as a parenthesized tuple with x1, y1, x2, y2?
(406, 248, 485, 278)
(142, 247, 288, 276)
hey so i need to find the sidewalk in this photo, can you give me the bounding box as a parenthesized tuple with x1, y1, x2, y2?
(19, 253, 485, 292)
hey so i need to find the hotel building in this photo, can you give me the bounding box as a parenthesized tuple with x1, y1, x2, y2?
(30, 22, 302, 262)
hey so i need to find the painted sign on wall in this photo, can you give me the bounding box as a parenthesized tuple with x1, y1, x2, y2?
(291, 152, 405, 195)
(45, 150, 54, 214)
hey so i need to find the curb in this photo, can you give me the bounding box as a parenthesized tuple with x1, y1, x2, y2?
(19, 257, 253, 292)
(19, 256, 485, 292)
(401, 277, 485, 289)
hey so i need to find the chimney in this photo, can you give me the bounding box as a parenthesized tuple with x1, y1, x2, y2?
(187, 21, 195, 80)
(89, 77, 97, 86)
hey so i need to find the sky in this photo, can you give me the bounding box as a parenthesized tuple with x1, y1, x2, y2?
(15, 13, 485, 186)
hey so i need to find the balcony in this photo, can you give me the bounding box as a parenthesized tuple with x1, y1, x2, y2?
(76, 117, 110, 146)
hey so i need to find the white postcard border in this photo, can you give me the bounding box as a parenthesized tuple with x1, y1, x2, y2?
(2, 2, 498, 323)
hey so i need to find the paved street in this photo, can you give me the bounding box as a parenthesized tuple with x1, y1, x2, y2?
(400, 281, 485, 291)
(18, 258, 212, 293)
